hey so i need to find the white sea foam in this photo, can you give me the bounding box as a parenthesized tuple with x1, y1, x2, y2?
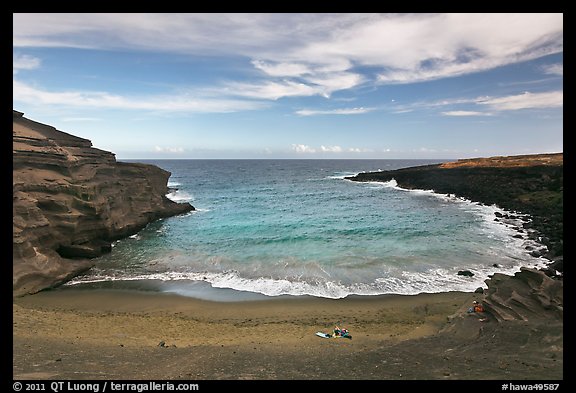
(373, 180, 549, 277)
(166, 190, 194, 203)
(65, 248, 549, 299)
(326, 172, 359, 180)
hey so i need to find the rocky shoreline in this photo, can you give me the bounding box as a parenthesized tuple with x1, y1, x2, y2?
(346, 153, 563, 263)
(12, 111, 194, 296)
(347, 153, 563, 326)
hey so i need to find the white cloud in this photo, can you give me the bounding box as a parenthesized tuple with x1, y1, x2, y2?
(10, 13, 565, 122)
(291, 144, 316, 153)
(477, 91, 563, 111)
(372, 13, 563, 84)
(13, 79, 267, 113)
(291, 144, 373, 154)
(13, 53, 40, 74)
(221, 80, 324, 100)
(295, 107, 374, 116)
(154, 146, 184, 153)
(441, 111, 493, 117)
(219, 71, 363, 100)
(348, 147, 374, 153)
(541, 63, 563, 76)
(12, 13, 321, 53)
(252, 60, 311, 77)
(13, 13, 563, 92)
(395, 90, 563, 115)
(320, 145, 343, 153)
(303, 72, 364, 96)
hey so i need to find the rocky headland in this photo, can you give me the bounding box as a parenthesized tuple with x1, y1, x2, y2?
(13, 110, 194, 296)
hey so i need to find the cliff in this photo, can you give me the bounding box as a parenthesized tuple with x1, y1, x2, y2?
(12, 110, 194, 296)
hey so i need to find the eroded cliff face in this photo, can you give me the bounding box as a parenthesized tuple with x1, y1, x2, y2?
(13, 110, 194, 296)
(483, 268, 563, 322)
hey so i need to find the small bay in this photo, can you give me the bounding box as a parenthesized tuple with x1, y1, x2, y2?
(67, 159, 545, 299)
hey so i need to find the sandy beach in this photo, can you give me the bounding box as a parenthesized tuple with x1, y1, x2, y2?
(12, 288, 562, 380)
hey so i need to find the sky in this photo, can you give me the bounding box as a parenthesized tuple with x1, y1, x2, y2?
(13, 13, 563, 159)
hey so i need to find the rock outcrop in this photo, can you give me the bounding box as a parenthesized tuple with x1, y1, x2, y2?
(13, 110, 194, 296)
(482, 268, 563, 322)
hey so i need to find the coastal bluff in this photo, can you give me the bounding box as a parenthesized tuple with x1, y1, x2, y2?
(13, 110, 194, 296)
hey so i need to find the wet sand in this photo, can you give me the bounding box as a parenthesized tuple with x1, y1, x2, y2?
(13, 288, 562, 380)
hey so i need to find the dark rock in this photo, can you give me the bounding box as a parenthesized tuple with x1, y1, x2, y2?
(483, 268, 563, 322)
(541, 266, 559, 278)
(13, 110, 195, 296)
(458, 270, 474, 277)
(529, 248, 547, 258)
(548, 257, 563, 273)
(100, 243, 113, 253)
(512, 234, 523, 239)
(474, 287, 484, 294)
(158, 341, 166, 347)
(57, 240, 112, 259)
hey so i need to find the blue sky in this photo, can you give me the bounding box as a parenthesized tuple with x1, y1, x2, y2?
(13, 13, 563, 159)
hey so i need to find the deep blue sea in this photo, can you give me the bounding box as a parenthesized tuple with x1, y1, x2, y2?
(67, 159, 547, 300)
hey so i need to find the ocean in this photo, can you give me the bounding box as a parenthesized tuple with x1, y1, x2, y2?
(66, 159, 547, 300)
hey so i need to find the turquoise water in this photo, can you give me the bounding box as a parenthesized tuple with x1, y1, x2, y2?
(67, 159, 547, 299)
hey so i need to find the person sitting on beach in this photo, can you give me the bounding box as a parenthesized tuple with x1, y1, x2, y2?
(474, 301, 485, 313)
(333, 326, 352, 339)
(467, 300, 484, 313)
(340, 328, 352, 339)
